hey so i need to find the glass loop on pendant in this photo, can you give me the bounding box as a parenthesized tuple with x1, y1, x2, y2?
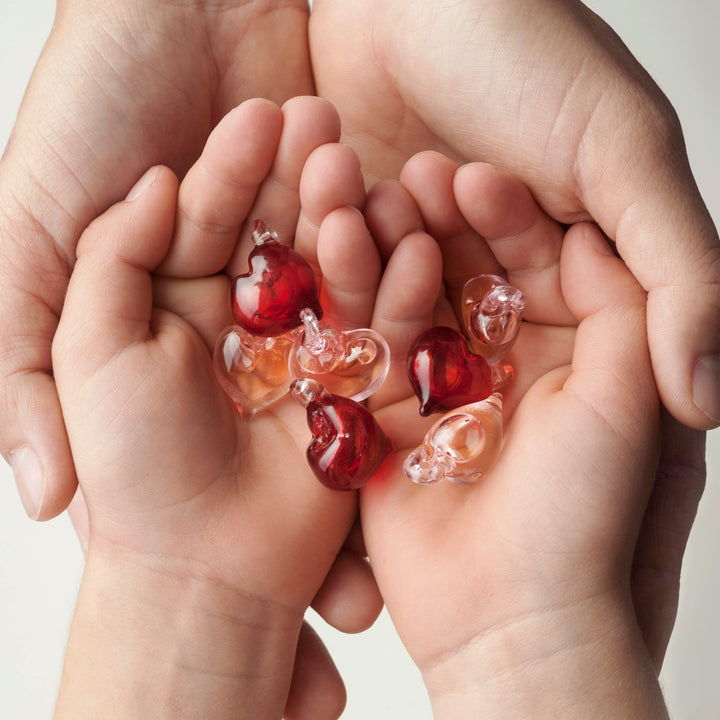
(289, 309, 390, 402)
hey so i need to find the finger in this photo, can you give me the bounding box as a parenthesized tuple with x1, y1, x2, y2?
(501, 322, 575, 420)
(295, 142, 366, 273)
(228, 97, 344, 275)
(0, 367, 77, 521)
(53, 167, 178, 384)
(316, 206, 381, 330)
(342, 515, 368, 558)
(369, 231, 446, 410)
(399, 151, 502, 310)
(311, 548, 383, 634)
(562, 222, 657, 420)
(248, 96, 342, 237)
(365, 179, 425, 263)
(159, 99, 284, 278)
(632, 413, 706, 671)
(284, 621, 346, 720)
(0, 193, 80, 519)
(454, 162, 574, 326)
(560, 223, 660, 522)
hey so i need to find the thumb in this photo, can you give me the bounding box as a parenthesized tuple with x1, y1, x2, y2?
(53, 166, 178, 396)
(576, 106, 720, 431)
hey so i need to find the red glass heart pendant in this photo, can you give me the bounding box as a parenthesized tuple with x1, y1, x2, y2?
(289, 309, 391, 402)
(291, 379, 391, 491)
(407, 326, 513, 416)
(231, 220, 323, 336)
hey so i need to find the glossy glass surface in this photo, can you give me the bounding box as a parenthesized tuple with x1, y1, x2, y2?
(291, 379, 391, 491)
(404, 394, 504, 485)
(407, 326, 512, 416)
(230, 220, 322, 336)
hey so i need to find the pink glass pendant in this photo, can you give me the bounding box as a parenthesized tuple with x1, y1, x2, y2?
(230, 220, 322, 336)
(461, 274, 526, 364)
(404, 393, 503, 485)
(213, 326, 297, 416)
(407, 326, 513, 416)
(289, 309, 390, 402)
(291, 378, 391, 491)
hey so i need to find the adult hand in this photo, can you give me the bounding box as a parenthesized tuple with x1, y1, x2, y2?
(310, 0, 720, 432)
(0, 0, 313, 521)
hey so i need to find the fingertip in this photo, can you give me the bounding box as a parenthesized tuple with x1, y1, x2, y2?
(365, 179, 425, 262)
(311, 549, 384, 634)
(561, 222, 644, 320)
(691, 355, 720, 427)
(280, 95, 342, 140)
(4, 373, 78, 521)
(78, 164, 178, 269)
(648, 302, 720, 430)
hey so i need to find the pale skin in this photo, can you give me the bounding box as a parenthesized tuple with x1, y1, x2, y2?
(359, 152, 669, 717)
(52, 97, 386, 720)
(53, 129, 672, 715)
(0, 0, 713, 710)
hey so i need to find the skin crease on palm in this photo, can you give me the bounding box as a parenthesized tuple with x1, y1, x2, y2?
(0, 0, 716, 717)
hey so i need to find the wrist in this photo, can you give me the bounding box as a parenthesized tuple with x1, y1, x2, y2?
(54, 547, 303, 720)
(421, 592, 668, 720)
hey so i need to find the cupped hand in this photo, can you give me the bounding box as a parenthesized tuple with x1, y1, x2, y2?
(310, 0, 720, 433)
(357, 153, 672, 716)
(0, 0, 314, 520)
(52, 97, 382, 720)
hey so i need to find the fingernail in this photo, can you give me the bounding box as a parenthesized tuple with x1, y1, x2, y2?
(10, 445, 47, 520)
(126, 166, 160, 201)
(586, 225, 616, 256)
(693, 354, 720, 424)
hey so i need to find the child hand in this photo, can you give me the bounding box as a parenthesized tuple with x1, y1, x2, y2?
(359, 153, 670, 718)
(52, 98, 380, 720)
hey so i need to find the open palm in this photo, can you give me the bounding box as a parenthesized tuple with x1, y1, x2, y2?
(358, 155, 662, 697)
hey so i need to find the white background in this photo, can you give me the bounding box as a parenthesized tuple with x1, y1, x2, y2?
(0, 1, 718, 717)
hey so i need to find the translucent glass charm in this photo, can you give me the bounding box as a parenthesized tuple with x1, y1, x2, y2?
(289, 309, 390, 402)
(213, 326, 297, 416)
(406, 326, 513, 416)
(291, 379, 391, 491)
(404, 393, 503, 485)
(230, 220, 323, 336)
(461, 274, 526, 364)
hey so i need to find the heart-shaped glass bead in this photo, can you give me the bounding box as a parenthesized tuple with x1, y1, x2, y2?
(213, 326, 297, 416)
(406, 326, 513, 416)
(289, 309, 390, 402)
(291, 378, 391, 490)
(230, 220, 322, 336)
